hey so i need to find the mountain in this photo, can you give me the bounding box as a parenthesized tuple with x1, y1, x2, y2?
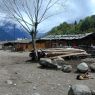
(36, 32, 46, 39)
(48, 15, 95, 35)
(0, 21, 31, 41)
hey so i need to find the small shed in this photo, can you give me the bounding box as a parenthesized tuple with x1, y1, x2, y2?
(2, 39, 32, 51)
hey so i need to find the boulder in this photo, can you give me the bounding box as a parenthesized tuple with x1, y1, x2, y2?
(53, 57, 64, 66)
(62, 65, 72, 73)
(68, 84, 92, 95)
(91, 90, 95, 95)
(90, 63, 95, 72)
(77, 62, 88, 73)
(39, 58, 57, 68)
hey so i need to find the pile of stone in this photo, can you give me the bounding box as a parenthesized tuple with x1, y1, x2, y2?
(39, 57, 73, 73)
(39, 57, 95, 73)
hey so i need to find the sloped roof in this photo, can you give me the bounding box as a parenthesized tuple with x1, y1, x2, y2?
(41, 33, 93, 40)
(0, 39, 32, 44)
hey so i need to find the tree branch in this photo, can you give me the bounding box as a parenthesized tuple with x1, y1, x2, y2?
(13, 0, 31, 32)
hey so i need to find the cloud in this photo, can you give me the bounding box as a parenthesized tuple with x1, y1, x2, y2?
(0, 0, 95, 33)
(39, 0, 95, 32)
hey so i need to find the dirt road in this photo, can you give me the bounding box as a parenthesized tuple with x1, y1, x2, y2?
(0, 50, 95, 95)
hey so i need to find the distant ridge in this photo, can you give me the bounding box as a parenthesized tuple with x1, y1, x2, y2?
(0, 21, 31, 41)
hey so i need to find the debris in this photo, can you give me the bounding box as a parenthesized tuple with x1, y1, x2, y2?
(68, 84, 92, 95)
(14, 83, 16, 86)
(6, 80, 13, 85)
(76, 72, 90, 80)
(32, 93, 40, 95)
(29, 49, 46, 60)
(33, 86, 37, 90)
(77, 62, 88, 73)
(57, 83, 61, 86)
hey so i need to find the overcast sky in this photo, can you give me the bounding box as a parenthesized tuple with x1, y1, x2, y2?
(0, 0, 95, 33)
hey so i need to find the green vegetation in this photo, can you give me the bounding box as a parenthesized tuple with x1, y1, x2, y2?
(48, 15, 95, 35)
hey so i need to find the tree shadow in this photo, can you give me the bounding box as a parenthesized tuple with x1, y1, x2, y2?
(37, 65, 58, 71)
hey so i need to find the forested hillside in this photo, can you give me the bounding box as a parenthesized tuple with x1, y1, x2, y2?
(48, 15, 95, 35)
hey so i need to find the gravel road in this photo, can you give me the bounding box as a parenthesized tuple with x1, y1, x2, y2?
(0, 50, 95, 95)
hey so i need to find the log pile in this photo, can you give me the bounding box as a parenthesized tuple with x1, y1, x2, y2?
(42, 48, 90, 59)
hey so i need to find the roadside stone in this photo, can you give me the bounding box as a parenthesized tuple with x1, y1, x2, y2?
(77, 62, 89, 73)
(90, 63, 95, 72)
(56, 65, 62, 70)
(91, 90, 95, 95)
(53, 56, 64, 66)
(39, 58, 57, 68)
(62, 65, 72, 73)
(68, 84, 92, 95)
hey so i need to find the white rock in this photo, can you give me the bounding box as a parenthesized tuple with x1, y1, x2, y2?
(68, 84, 91, 95)
(77, 62, 88, 73)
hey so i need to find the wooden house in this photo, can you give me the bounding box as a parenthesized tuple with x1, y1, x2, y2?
(2, 32, 95, 51)
(37, 32, 95, 49)
(2, 40, 32, 51)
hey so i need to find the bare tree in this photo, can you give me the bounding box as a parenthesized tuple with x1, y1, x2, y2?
(0, 0, 66, 60)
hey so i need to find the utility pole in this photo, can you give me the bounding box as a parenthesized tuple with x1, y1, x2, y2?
(13, 24, 16, 51)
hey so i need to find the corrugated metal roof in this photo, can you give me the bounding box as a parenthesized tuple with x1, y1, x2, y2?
(41, 33, 92, 40)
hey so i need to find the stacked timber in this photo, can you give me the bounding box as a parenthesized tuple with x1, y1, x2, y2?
(42, 48, 90, 59)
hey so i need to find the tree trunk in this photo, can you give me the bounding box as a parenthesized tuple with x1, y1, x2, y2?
(30, 23, 38, 61)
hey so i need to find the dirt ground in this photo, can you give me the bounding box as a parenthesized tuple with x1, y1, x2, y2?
(0, 50, 95, 95)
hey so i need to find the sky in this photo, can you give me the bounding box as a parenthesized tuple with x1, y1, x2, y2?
(0, 0, 95, 33)
(38, 0, 95, 33)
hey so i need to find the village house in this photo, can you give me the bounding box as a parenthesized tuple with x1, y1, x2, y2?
(1, 32, 95, 52)
(38, 32, 95, 49)
(2, 40, 32, 51)
(1, 39, 45, 51)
